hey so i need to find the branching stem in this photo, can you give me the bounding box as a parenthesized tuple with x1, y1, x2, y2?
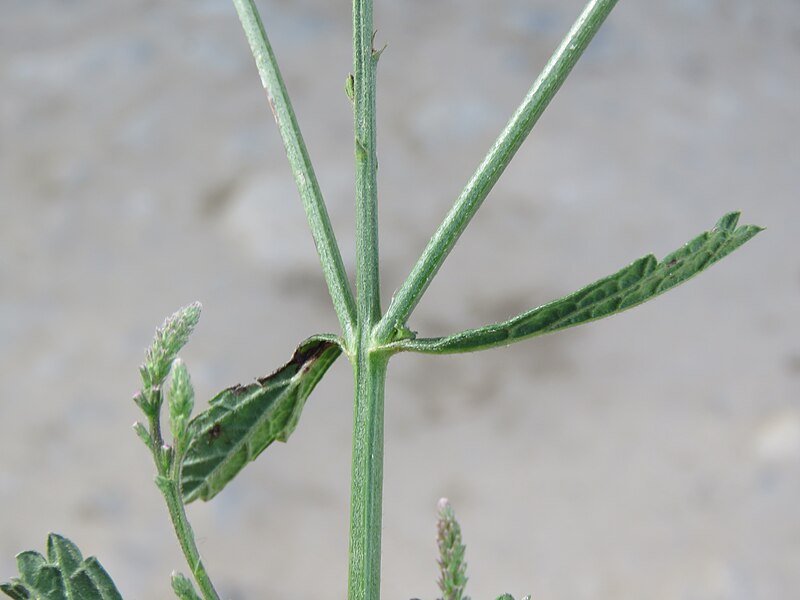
(375, 0, 620, 342)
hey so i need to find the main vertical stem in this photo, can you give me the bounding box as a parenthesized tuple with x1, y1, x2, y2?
(350, 0, 384, 598)
(348, 350, 388, 600)
(353, 0, 381, 327)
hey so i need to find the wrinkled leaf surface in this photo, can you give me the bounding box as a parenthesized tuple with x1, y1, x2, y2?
(1, 534, 123, 600)
(395, 212, 761, 354)
(181, 336, 341, 503)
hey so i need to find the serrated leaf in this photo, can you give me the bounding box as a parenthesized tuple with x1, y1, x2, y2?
(1, 535, 123, 600)
(0, 583, 29, 600)
(46, 535, 82, 579)
(25, 566, 62, 600)
(180, 336, 342, 503)
(15, 553, 46, 586)
(394, 212, 761, 354)
(68, 558, 123, 600)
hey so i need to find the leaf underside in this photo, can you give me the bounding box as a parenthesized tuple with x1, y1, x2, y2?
(1, 534, 123, 600)
(397, 212, 761, 354)
(180, 336, 342, 503)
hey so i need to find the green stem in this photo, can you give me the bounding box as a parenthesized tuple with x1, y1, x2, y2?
(353, 0, 381, 329)
(232, 0, 357, 345)
(348, 1, 385, 599)
(374, 0, 620, 343)
(159, 478, 221, 600)
(347, 349, 388, 600)
(148, 405, 220, 600)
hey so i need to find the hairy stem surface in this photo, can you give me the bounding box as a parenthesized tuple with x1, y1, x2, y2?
(353, 0, 381, 328)
(348, 350, 388, 600)
(160, 480, 221, 600)
(348, 0, 386, 599)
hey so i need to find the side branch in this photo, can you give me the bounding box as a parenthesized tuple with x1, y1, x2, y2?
(374, 0, 619, 343)
(232, 0, 357, 344)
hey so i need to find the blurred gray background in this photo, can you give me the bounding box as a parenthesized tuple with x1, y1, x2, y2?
(1, 1, 798, 599)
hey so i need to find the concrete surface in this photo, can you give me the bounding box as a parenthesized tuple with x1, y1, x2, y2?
(1, 1, 798, 599)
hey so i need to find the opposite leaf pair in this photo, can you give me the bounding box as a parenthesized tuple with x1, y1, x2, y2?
(172, 212, 763, 509)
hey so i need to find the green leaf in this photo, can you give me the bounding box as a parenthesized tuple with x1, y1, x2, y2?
(0, 584, 29, 600)
(68, 558, 123, 600)
(393, 212, 761, 354)
(180, 336, 342, 503)
(46, 535, 82, 579)
(1, 534, 123, 600)
(171, 573, 201, 600)
(14, 551, 64, 600)
(14, 553, 46, 587)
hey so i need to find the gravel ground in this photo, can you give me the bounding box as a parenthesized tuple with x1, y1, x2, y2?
(1, 1, 798, 599)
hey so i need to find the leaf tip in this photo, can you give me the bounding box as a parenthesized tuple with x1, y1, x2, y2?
(714, 211, 741, 232)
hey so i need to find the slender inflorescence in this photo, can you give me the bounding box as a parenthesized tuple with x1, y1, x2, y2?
(436, 499, 469, 600)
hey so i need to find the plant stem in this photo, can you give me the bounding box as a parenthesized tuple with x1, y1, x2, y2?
(159, 478, 221, 600)
(231, 0, 357, 344)
(148, 405, 220, 600)
(353, 0, 381, 329)
(348, 1, 386, 599)
(347, 349, 388, 600)
(374, 0, 619, 343)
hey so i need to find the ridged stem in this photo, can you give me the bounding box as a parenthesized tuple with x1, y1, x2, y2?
(232, 0, 357, 345)
(347, 350, 388, 600)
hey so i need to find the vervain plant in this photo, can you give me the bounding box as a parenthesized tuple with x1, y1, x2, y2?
(2, 0, 762, 599)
